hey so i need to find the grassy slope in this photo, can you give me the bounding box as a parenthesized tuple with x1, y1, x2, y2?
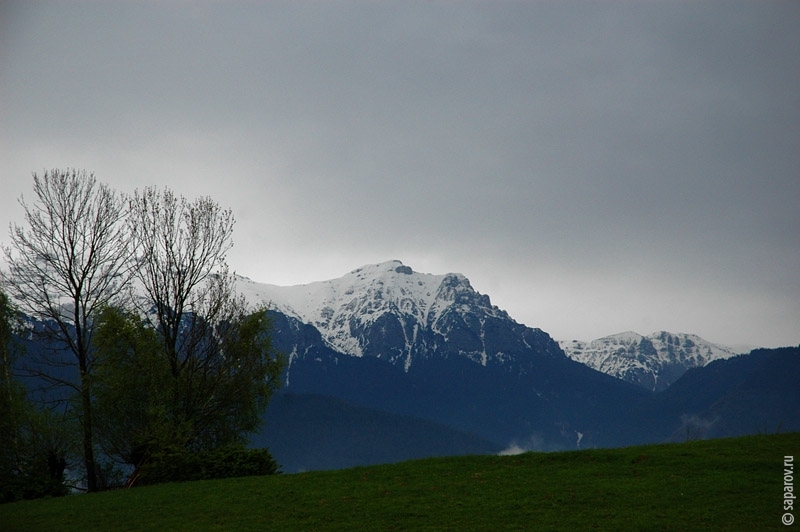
(2, 433, 797, 531)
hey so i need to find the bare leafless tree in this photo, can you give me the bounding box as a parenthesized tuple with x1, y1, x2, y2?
(127, 187, 235, 376)
(1, 169, 132, 492)
(125, 188, 279, 453)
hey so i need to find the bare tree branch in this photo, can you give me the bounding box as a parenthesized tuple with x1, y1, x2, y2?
(1, 169, 133, 492)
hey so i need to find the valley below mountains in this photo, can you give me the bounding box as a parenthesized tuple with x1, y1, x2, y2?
(239, 261, 800, 472)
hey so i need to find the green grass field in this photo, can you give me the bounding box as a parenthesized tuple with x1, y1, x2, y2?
(2, 433, 797, 531)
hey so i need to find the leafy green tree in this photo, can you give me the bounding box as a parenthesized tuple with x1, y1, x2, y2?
(0, 290, 27, 500)
(93, 303, 282, 486)
(92, 306, 171, 480)
(0, 291, 71, 502)
(0, 291, 21, 477)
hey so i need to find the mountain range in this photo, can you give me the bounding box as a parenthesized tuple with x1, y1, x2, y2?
(10, 259, 798, 473)
(237, 260, 799, 471)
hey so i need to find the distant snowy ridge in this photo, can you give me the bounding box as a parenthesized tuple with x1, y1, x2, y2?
(560, 331, 750, 391)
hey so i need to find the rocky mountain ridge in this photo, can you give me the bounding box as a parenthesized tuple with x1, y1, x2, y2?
(237, 260, 562, 372)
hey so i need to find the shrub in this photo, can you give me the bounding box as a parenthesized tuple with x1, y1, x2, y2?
(0, 472, 68, 504)
(136, 446, 280, 486)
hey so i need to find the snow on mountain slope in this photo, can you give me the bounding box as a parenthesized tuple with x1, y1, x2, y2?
(560, 331, 749, 391)
(236, 260, 516, 366)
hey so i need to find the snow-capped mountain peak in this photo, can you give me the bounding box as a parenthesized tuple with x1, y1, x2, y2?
(238, 261, 490, 359)
(237, 260, 559, 371)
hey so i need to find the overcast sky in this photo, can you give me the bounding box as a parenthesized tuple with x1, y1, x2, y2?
(1, 1, 798, 348)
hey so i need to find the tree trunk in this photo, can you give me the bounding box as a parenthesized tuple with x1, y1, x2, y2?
(81, 362, 97, 492)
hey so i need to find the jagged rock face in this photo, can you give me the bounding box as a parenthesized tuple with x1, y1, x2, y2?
(238, 260, 563, 372)
(560, 331, 747, 391)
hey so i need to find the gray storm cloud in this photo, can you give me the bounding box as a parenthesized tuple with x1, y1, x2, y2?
(1, 1, 798, 348)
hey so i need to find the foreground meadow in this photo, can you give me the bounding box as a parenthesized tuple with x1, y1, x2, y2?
(2, 433, 797, 531)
